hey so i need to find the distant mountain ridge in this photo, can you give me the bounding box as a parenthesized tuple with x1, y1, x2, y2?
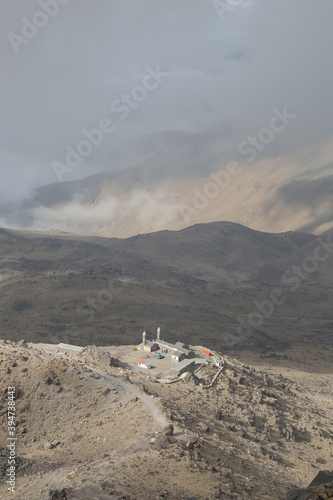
(12, 125, 333, 237)
(0, 221, 332, 364)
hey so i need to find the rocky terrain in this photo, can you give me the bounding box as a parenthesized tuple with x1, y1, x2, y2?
(0, 339, 332, 499)
(1, 221, 332, 499)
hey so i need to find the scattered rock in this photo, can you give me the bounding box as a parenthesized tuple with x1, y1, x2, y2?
(212, 484, 221, 498)
(288, 470, 333, 500)
(49, 485, 123, 499)
(220, 468, 232, 478)
(200, 422, 210, 432)
(186, 436, 199, 449)
(153, 434, 170, 449)
(162, 424, 174, 436)
(49, 489, 68, 499)
(79, 345, 120, 368)
(319, 428, 332, 440)
(17, 340, 28, 348)
(213, 409, 223, 420)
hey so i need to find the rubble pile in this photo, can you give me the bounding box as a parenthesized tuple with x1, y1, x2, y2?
(79, 345, 120, 368)
(49, 485, 130, 499)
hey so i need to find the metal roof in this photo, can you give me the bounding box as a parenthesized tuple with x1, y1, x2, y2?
(156, 341, 194, 355)
(175, 341, 189, 349)
(57, 343, 83, 352)
(171, 350, 186, 358)
(170, 358, 196, 371)
(156, 340, 178, 350)
(138, 341, 157, 348)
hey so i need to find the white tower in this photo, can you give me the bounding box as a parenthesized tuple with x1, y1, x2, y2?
(157, 327, 161, 342)
(142, 331, 146, 347)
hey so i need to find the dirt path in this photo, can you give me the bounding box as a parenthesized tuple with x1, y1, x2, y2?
(34, 343, 170, 429)
(92, 368, 169, 428)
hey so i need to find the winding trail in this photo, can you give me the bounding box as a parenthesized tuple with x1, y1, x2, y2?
(92, 368, 169, 428)
(36, 343, 169, 428)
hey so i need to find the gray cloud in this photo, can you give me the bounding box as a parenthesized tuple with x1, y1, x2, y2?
(1, 0, 333, 213)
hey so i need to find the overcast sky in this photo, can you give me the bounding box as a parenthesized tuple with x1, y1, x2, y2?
(1, 0, 333, 208)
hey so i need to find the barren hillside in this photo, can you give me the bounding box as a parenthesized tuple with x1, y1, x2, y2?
(0, 222, 332, 368)
(0, 340, 332, 499)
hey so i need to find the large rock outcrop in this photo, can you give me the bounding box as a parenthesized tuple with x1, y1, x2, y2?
(288, 471, 333, 500)
(78, 345, 120, 368)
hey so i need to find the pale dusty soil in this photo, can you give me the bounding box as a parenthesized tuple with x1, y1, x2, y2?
(0, 340, 332, 500)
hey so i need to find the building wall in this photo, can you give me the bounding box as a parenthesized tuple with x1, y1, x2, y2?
(171, 352, 186, 362)
(170, 360, 196, 376)
(141, 342, 158, 352)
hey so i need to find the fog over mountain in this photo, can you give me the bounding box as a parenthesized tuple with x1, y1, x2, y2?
(1, 0, 333, 232)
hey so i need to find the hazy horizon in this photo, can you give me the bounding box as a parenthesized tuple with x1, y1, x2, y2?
(1, 0, 333, 231)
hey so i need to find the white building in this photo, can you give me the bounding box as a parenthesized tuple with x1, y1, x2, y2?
(137, 328, 195, 360)
(138, 361, 152, 370)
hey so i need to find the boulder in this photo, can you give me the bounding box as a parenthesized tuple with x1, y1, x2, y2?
(49, 490, 69, 500)
(162, 424, 174, 436)
(153, 434, 170, 449)
(79, 345, 120, 368)
(288, 471, 333, 500)
(319, 428, 332, 439)
(186, 436, 199, 449)
(200, 422, 210, 432)
(49, 485, 123, 499)
(287, 490, 304, 500)
(214, 409, 223, 420)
